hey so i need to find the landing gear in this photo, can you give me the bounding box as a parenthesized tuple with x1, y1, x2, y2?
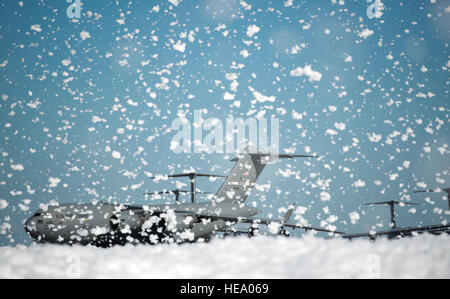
(90, 232, 128, 248)
(248, 226, 259, 237)
(279, 229, 290, 237)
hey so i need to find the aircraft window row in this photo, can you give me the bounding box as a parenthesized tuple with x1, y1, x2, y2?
(37, 213, 92, 219)
(33, 212, 54, 218)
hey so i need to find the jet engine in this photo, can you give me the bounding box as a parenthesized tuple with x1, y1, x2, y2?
(92, 210, 144, 247)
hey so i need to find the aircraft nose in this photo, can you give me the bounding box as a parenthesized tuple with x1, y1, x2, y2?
(24, 217, 32, 233)
(24, 216, 38, 239)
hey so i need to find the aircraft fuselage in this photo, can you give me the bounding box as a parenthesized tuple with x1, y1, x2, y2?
(25, 201, 260, 245)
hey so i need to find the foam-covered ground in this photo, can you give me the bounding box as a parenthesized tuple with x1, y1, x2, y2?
(1, 234, 449, 278)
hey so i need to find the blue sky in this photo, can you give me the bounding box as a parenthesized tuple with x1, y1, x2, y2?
(0, 0, 448, 245)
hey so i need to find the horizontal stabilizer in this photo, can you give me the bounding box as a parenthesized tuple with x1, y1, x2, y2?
(414, 188, 450, 194)
(219, 152, 318, 203)
(144, 190, 212, 195)
(363, 201, 418, 206)
(149, 173, 227, 179)
(414, 187, 450, 210)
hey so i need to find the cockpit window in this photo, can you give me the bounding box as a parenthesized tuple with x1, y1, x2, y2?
(33, 211, 51, 218)
(124, 205, 143, 211)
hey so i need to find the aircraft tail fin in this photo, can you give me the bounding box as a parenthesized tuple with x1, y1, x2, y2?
(215, 151, 317, 203)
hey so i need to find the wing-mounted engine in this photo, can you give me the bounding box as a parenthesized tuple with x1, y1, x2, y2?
(92, 205, 147, 247)
(139, 210, 198, 244)
(118, 210, 146, 234)
(140, 212, 167, 244)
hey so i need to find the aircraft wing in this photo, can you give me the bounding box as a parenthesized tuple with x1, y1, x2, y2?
(192, 213, 345, 235)
(343, 224, 450, 239)
(124, 206, 344, 234)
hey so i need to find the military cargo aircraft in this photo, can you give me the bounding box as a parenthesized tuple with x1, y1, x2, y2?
(343, 195, 450, 240)
(25, 151, 343, 247)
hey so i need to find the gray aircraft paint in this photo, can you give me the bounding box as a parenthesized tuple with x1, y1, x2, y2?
(26, 151, 444, 244)
(24, 152, 271, 245)
(215, 153, 267, 203)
